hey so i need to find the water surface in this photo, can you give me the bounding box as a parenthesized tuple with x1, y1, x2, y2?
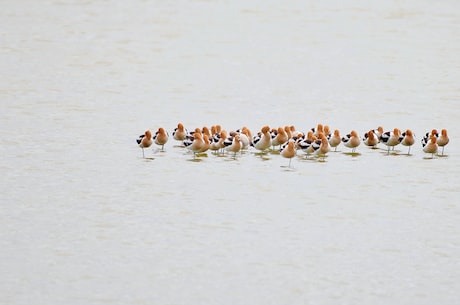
(1, 1, 460, 304)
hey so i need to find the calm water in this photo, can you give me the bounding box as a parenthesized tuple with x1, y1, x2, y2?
(1, 0, 460, 304)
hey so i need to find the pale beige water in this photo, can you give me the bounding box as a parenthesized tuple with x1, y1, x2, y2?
(1, 1, 460, 304)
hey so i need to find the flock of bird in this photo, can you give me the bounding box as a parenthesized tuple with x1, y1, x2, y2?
(136, 123, 450, 166)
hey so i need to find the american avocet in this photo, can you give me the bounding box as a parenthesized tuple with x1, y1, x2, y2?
(311, 123, 324, 137)
(291, 131, 305, 142)
(313, 134, 330, 158)
(224, 134, 242, 157)
(423, 135, 438, 158)
(374, 126, 384, 142)
(426, 129, 439, 138)
(219, 130, 229, 153)
(251, 126, 272, 152)
(210, 130, 227, 154)
(294, 133, 305, 150)
(281, 126, 289, 140)
(323, 125, 331, 138)
(421, 129, 438, 147)
(184, 130, 204, 158)
(401, 129, 415, 154)
(381, 128, 403, 154)
(199, 134, 211, 154)
(210, 125, 217, 136)
(289, 125, 303, 139)
(184, 127, 201, 146)
(437, 129, 449, 155)
(224, 131, 237, 143)
(298, 131, 317, 154)
(210, 125, 222, 140)
(223, 131, 236, 153)
(328, 129, 341, 151)
(210, 125, 218, 136)
(238, 127, 251, 150)
(280, 141, 296, 167)
(136, 130, 153, 158)
(153, 127, 169, 151)
(202, 126, 211, 140)
(271, 127, 288, 150)
(172, 123, 187, 141)
(269, 127, 277, 141)
(243, 126, 253, 140)
(363, 130, 379, 149)
(342, 130, 360, 153)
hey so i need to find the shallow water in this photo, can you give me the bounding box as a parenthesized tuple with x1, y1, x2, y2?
(1, 1, 460, 304)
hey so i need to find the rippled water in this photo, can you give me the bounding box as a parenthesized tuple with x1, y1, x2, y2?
(1, 0, 460, 304)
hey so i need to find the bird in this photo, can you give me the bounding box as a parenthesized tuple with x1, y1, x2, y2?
(172, 123, 187, 141)
(280, 141, 296, 167)
(153, 127, 169, 151)
(422, 135, 438, 158)
(184, 131, 205, 158)
(136, 130, 153, 158)
(298, 131, 317, 154)
(210, 130, 227, 154)
(381, 128, 403, 154)
(328, 129, 341, 151)
(224, 134, 242, 157)
(136, 123, 450, 164)
(293, 133, 304, 149)
(271, 127, 289, 150)
(312, 134, 330, 158)
(210, 125, 222, 141)
(323, 125, 331, 138)
(373, 126, 384, 142)
(288, 125, 303, 139)
(237, 127, 252, 150)
(401, 129, 415, 154)
(283, 126, 292, 140)
(311, 123, 324, 137)
(342, 130, 360, 153)
(198, 134, 211, 154)
(201, 126, 212, 141)
(251, 126, 272, 152)
(363, 130, 379, 148)
(421, 129, 438, 147)
(437, 129, 449, 155)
